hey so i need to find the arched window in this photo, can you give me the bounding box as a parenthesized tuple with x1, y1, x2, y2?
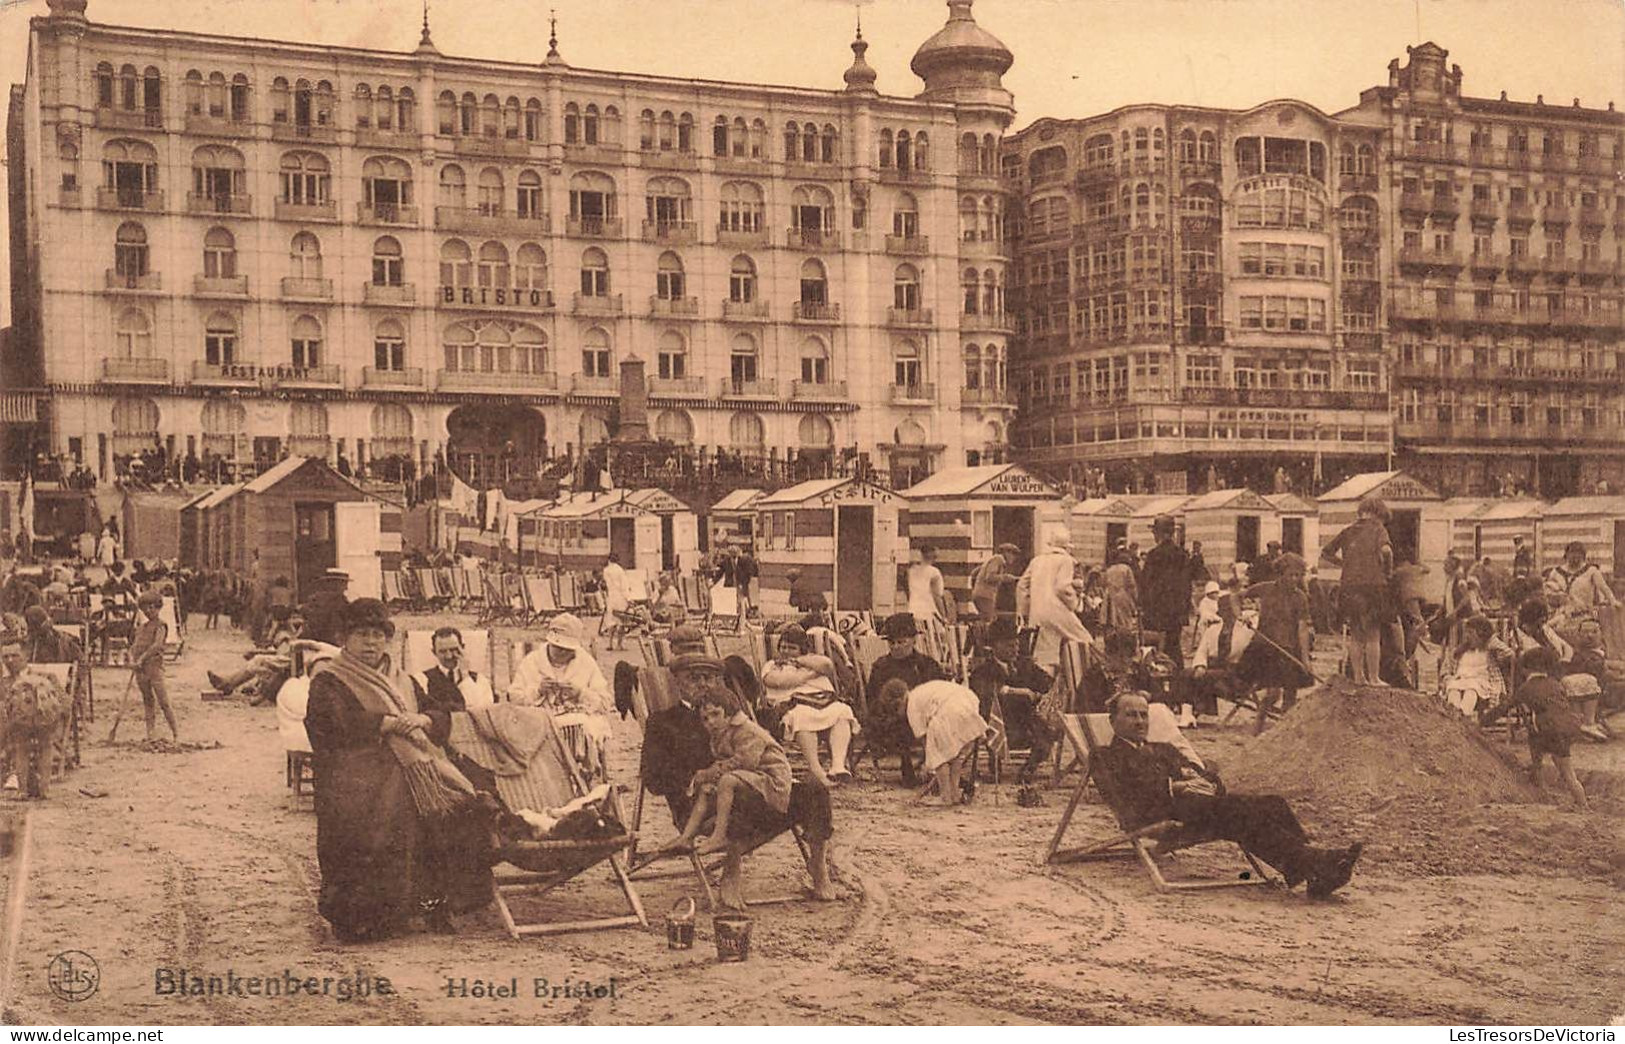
(582, 103, 601, 144)
(711, 114, 726, 156)
(114, 308, 152, 358)
(962, 267, 981, 314)
(279, 151, 330, 205)
(895, 419, 927, 446)
(502, 96, 521, 139)
(729, 255, 756, 303)
(750, 118, 766, 159)
(799, 335, 829, 385)
(896, 130, 912, 173)
(983, 268, 999, 315)
(118, 64, 139, 110)
(291, 314, 322, 369)
(568, 170, 616, 232)
(443, 321, 476, 372)
(579, 410, 611, 448)
(95, 63, 115, 108)
(893, 263, 920, 311)
(205, 71, 227, 117)
(645, 176, 693, 230)
(516, 169, 544, 219)
(514, 323, 547, 374)
(1179, 128, 1197, 162)
(799, 258, 827, 307)
(893, 339, 922, 390)
(199, 398, 245, 456)
(371, 404, 414, 459)
(729, 332, 758, 388)
(790, 184, 834, 239)
(204, 312, 238, 366)
(191, 144, 246, 205)
(656, 251, 685, 300)
(784, 121, 799, 162)
(437, 90, 457, 135)
(563, 101, 580, 143)
(202, 227, 237, 278)
(438, 163, 467, 209)
(820, 124, 836, 163)
(798, 414, 834, 449)
(372, 235, 403, 285)
(580, 247, 609, 297)
(475, 323, 510, 372)
(960, 196, 978, 242)
(184, 70, 203, 115)
(477, 167, 504, 215)
(290, 403, 329, 456)
(677, 112, 694, 153)
(654, 409, 693, 445)
(522, 97, 542, 142)
(373, 318, 406, 372)
(959, 132, 977, 172)
(658, 110, 675, 151)
(354, 83, 373, 128)
(103, 138, 159, 203)
(477, 241, 509, 288)
(802, 122, 818, 163)
(914, 131, 929, 171)
(142, 67, 162, 116)
(361, 155, 413, 215)
(728, 411, 765, 453)
(582, 326, 612, 378)
(459, 92, 478, 136)
(964, 344, 982, 389)
(113, 398, 161, 454)
(719, 181, 764, 232)
(893, 191, 919, 239)
(1198, 130, 1217, 162)
(732, 116, 748, 157)
(439, 239, 472, 288)
(114, 222, 148, 277)
(514, 243, 548, 290)
(656, 330, 687, 380)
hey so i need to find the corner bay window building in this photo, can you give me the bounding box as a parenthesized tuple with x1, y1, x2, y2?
(1003, 43, 1624, 497)
(7, 0, 1019, 487)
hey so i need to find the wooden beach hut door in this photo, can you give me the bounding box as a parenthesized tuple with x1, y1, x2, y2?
(335, 501, 382, 600)
(294, 501, 337, 601)
(993, 505, 1035, 559)
(836, 506, 874, 611)
(610, 516, 637, 566)
(1281, 517, 1304, 556)
(1390, 510, 1421, 565)
(634, 514, 663, 575)
(1235, 515, 1260, 564)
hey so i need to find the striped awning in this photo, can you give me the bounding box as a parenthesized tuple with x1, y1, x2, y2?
(0, 393, 42, 424)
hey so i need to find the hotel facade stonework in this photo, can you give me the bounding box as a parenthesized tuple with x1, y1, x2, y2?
(5, 1, 1622, 497)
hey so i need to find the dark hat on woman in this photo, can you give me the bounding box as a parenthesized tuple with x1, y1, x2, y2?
(339, 596, 394, 638)
(986, 616, 1020, 643)
(776, 623, 809, 650)
(881, 612, 918, 639)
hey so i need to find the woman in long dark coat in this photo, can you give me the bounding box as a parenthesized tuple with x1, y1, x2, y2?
(304, 598, 493, 942)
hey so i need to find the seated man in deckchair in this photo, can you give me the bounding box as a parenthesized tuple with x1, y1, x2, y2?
(1090, 692, 1363, 898)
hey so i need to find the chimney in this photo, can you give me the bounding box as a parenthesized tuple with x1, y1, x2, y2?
(615, 355, 649, 442)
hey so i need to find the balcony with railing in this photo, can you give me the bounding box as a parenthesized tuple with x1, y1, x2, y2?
(1341, 332, 1383, 352)
(1507, 253, 1541, 277)
(356, 202, 419, 226)
(1577, 257, 1618, 281)
(1469, 197, 1498, 222)
(790, 380, 849, 402)
(194, 275, 250, 298)
(97, 187, 165, 212)
(1429, 193, 1460, 219)
(274, 198, 337, 222)
(1398, 246, 1463, 270)
(280, 276, 333, 301)
(1506, 201, 1535, 226)
(1578, 205, 1606, 230)
(569, 373, 618, 395)
(361, 366, 426, 390)
(648, 376, 707, 397)
(1338, 171, 1379, 192)
(889, 382, 937, 404)
(183, 114, 254, 138)
(270, 121, 339, 144)
(719, 378, 778, 400)
(959, 386, 1016, 406)
(716, 223, 770, 247)
(884, 234, 930, 255)
(637, 149, 700, 171)
(565, 216, 624, 238)
(649, 295, 699, 317)
(722, 299, 770, 321)
(1468, 252, 1506, 273)
(1337, 218, 1378, 243)
(572, 292, 624, 315)
(104, 269, 162, 293)
(95, 106, 163, 131)
(1401, 140, 1464, 164)
(186, 192, 252, 216)
(451, 133, 534, 158)
(785, 227, 840, 250)
(191, 361, 259, 387)
(641, 220, 697, 244)
(1540, 151, 1571, 172)
(101, 357, 171, 384)
(439, 369, 559, 393)
(792, 301, 841, 323)
(1398, 191, 1427, 215)
(436, 206, 549, 234)
(1542, 204, 1571, 226)
(960, 312, 1015, 333)
(887, 307, 934, 327)
(362, 282, 416, 306)
(355, 127, 420, 150)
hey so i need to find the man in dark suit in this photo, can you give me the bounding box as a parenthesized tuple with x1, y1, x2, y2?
(408, 626, 495, 717)
(639, 626, 718, 827)
(1090, 692, 1361, 898)
(864, 613, 947, 786)
(1139, 516, 1192, 671)
(967, 616, 1055, 784)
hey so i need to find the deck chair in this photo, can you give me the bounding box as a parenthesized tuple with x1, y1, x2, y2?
(29, 662, 78, 777)
(415, 568, 447, 610)
(501, 574, 529, 623)
(462, 712, 646, 939)
(522, 575, 562, 624)
(435, 567, 460, 609)
(557, 573, 586, 613)
(502, 638, 610, 784)
(707, 583, 741, 633)
(380, 571, 407, 608)
(479, 574, 511, 624)
(399, 627, 496, 686)
(458, 566, 484, 614)
(1044, 713, 1274, 891)
(678, 575, 703, 614)
(96, 600, 136, 666)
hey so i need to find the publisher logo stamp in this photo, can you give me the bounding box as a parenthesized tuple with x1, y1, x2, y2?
(48, 951, 100, 1002)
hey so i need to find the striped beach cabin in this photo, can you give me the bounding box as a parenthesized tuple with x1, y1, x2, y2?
(624, 488, 701, 572)
(1181, 488, 1280, 576)
(754, 477, 904, 617)
(531, 492, 662, 574)
(1123, 495, 1195, 553)
(1538, 496, 1625, 579)
(898, 465, 1065, 612)
(1068, 498, 1136, 568)
(1318, 471, 1450, 600)
(706, 488, 765, 554)
(1264, 492, 1321, 561)
(1455, 499, 1540, 569)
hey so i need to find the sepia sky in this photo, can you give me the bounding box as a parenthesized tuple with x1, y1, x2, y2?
(0, 0, 1621, 324)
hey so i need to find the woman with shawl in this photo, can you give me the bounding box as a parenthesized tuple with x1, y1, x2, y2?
(1017, 525, 1096, 670)
(304, 598, 494, 942)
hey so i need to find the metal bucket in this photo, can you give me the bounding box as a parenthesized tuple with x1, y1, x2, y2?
(666, 897, 696, 950)
(713, 913, 754, 963)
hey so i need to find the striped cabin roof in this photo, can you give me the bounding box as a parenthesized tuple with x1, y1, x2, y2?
(1182, 488, 1276, 513)
(900, 463, 1061, 500)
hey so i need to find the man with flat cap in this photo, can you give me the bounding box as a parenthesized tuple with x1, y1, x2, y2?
(1140, 515, 1192, 671)
(640, 626, 724, 827)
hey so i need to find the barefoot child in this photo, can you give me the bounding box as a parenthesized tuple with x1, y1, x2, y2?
(670, 685, 794, 856)
(131, 591, 179, 742)
(1514, 647, 1586, 810)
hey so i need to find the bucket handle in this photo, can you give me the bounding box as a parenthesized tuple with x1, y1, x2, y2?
(669, 896, 696, 922)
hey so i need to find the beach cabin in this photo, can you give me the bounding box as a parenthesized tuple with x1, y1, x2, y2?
(1318, 470, 1448, 600)
(120, 491, 195, 562)
(1123, 495, 1193, 555)
(707, 488, 765, 554)
(534, 492, 661, 574)
(624, 488, 701, 572)
(1068, 498, 1136, 568)
(1438, 497, 1493, 563)
(194, 482, 245, 571)
(899, 465, 1064, 611)
(1539, 496, 1625, 578)
(1459, 499, 1542, 569)
(754, 477, 904, 617)
(1182, 488, 1280, 576)
(1264, 492, 1320, 561)
(215, 457, 382, 600)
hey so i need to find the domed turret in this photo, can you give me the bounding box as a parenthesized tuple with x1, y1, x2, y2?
(843, 20, 878, 94)
(910, 0, 1013, 97)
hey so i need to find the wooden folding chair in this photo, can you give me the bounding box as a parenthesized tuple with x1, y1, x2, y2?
(707, 583, 742, 633)
(488, 723, 647, 940)
(1045, 713, 1275, 891)
(380, 571, 406, 608)
(502, 573, 529, 623)
(501, 638, 610, 783)
(557, 573, 586, 614)
(523, 575, 562, 625)
(399, 628, 496, 681)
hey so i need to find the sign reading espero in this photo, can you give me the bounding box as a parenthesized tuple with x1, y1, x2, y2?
(442, 286, 553, 309)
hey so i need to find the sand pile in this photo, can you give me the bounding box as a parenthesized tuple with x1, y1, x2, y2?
(1225, 677, 1624, 881)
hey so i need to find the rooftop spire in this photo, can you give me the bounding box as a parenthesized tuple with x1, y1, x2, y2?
(544, 7, 566, 65)
(415, 0, 438, 54)
(844, 4, 878, 93)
